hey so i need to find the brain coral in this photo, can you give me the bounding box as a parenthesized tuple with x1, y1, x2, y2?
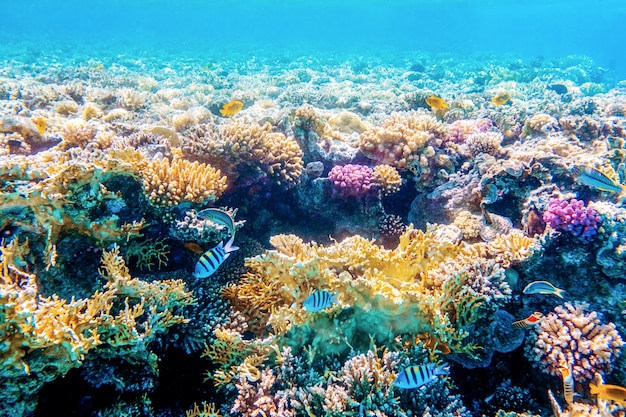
(528, 302, 623, 381)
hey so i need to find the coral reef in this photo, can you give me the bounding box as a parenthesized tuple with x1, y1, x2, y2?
(543, 199, 602, 240)
(528, 302, 623, 381)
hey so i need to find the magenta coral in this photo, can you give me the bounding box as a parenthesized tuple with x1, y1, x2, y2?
(444, 118, 492, 145)
(529, 302, 623, 381)
(328, 164, 377, 198)
(542, 199, 601, 240)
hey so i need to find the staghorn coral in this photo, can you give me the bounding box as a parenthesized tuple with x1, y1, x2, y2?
(58, 119, 97, 150)
(185, 402, 222, 417)
(141, 153, 227, 206)
(528, 302, 623, 382)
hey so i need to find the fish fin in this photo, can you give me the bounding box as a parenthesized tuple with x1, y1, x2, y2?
(589, 383, 599, 394)
(554, 288, 566, 298)
(223, 235, 239, 254)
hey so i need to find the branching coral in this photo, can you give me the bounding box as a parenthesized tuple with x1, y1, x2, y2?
(225, 225, 529, 358)
(183, 119, 304, 186)
(528, 302, 623, 381)
(141, 153, 227, 206)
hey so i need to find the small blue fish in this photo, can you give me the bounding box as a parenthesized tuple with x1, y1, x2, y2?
(193, 235, 239, 278)
(197, 208, 236, 237)
(303, 290, 335, 312)
(523, 280, 566, 298)
(572, 166, 626, 194)
(395, 363, 449, 389)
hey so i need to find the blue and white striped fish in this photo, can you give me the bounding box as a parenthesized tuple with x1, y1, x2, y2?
(394, 363, 449, 389)
(193, 235, 239, 279)
(303, 290, 335, 312)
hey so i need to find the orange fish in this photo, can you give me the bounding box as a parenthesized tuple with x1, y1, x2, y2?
(184, 242, 204, 254)
(511, 312, 543, 329)
(220, 100, 244, 117)
(491, 92, 511, 106)
(425, 96, 449, 112)
(590, 383, 626, 407)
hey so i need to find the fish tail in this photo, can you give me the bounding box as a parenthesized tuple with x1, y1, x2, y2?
(554, 288, 566, 298)
(223, 234, 239, 255)
(589, 383, 599, 395)
(435, 363, 450, 376)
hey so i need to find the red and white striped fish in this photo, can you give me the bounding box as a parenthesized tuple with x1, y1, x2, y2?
(511, 312, 543, 329)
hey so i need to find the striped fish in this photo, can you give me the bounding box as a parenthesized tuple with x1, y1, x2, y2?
(303, 290, 335, 312)
(193, 235, 239, 279)
(511, 312, 544, 329)
(394, 363, 449, 389)
(571, 166, 626, 194)
(559, 362, 574, 404)
(197, 208, 235, 237)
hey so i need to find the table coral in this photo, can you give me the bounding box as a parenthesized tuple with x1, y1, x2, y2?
(141, 154, 227, 206)
(528, 302, 623, 382)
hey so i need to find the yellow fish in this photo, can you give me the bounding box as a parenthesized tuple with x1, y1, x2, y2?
(590, 382, 626, 407)
(220, 100, 244, 117)
(425, 96, 449, 112)
(491, 92, 511, 106)
(32, 117, 47, 135)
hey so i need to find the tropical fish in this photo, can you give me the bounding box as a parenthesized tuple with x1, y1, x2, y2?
(558, 361, 574, 404)
(589, 382, 626, 407)
(197, 208, 235, 237)
(32, 117, 47, 135)
(220, 100, 244, 117)
(193, 235, 239, 278)
(523, 281, 566, 298)
(491, 92, 511, 106)
(511, 312, 544, 329)
(425, 96, 449, 112)
(303, 289, 335, 312)
(394, 363, 449, 389)
(184, 242, 204, 254)
(571, 166, 626, 194)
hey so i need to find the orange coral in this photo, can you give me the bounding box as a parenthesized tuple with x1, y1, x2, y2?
(141, 154, 227, 206)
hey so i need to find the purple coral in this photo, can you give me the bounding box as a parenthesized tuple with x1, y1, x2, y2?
(328, 164, 377, 198)
(542, 199, 601, 239)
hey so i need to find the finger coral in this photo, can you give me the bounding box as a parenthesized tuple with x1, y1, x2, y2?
(528, 302, 623, 381)
(141, 154, 227, 206)
(328, 164, 377, 198)
(183, 119, 303, 186)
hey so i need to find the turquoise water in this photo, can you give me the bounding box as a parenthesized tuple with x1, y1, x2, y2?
(3, 0, 626, 77)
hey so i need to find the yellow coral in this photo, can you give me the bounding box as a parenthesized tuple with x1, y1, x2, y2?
(487, 230, 537, 268)
(186, 402, 222, 417)
(372, 164, 402, 196)
(59, 119, 96, 149)
(453, 210, 482, 239)
(358, 111, 447, 169)
(142, 153, 227, 206)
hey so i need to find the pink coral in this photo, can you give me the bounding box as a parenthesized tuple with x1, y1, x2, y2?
(328, 164, 377, 198)
(444, 118, 492, 145)
(529, 302, 623, 381)
(543, 199, 601, 240)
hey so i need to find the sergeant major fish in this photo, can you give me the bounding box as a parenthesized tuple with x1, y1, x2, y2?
(194, 235, 239, 278)
(394, 363, 449, 389)
(303, 289, 335, 312)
